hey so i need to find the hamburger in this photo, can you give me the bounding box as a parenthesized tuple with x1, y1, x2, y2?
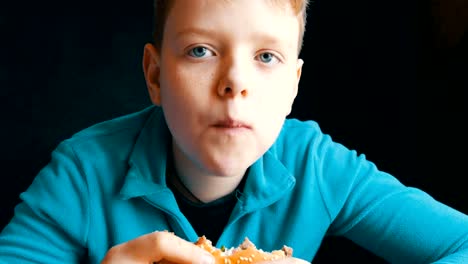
(195, 236, 293, 264)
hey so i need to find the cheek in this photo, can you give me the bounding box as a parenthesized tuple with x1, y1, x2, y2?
(254, 117, 286, 156)
(255, 74, 295, 127)
(162, 64, 216, 101)
(260, 72, 296, 110)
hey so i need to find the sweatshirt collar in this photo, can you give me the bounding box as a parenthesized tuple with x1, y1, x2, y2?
(119, 107, 171, 199)
(119, 107, 296, 212)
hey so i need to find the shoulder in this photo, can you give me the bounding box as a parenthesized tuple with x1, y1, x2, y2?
(57, 105, 161, 164)
(271, 118, 330, 157)
(44, 105, 163, 192)
(281, 118, 322, 137)
(272, 118, 368, 174)
(68, 106, 158, 144)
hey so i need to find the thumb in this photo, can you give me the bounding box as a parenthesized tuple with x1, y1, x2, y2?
(150, 231, 215, 264)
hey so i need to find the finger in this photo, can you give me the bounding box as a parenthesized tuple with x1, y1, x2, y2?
(149, 231, 215, 264)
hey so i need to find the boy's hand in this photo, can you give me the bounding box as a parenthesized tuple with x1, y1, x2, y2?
(100, 231, 215, 264)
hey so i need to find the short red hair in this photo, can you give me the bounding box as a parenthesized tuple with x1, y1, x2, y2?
(152, 0, 310, 54)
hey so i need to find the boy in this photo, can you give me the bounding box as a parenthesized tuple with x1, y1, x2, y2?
(1, 0, 467, 263)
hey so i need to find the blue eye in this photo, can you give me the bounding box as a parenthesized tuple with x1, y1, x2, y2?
(188, 46, 213, 58)
(257, 52, 279, 64)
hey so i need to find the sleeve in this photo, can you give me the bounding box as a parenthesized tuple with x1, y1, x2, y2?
(0, 141, 89, 263)
(315, 133, 468, 263)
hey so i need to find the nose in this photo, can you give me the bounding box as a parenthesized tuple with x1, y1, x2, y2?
(217, 57, 250, 98)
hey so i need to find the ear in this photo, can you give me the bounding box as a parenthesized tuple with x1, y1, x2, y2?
(286, 58, 304, 115)
(293, 58, 304, 98)
(143, 43, 162, 106)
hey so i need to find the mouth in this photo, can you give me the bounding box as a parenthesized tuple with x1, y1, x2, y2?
(212, 119, 252, 130)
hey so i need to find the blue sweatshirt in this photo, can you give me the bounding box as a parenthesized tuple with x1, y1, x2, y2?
(1, 106, 467, 263)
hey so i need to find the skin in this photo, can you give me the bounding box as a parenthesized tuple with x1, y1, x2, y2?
(146, 0, 303, 203)
(102, 0, 307, 263)
(101, 231, 215, 264)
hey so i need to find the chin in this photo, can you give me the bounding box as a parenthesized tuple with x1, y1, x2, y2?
(208, 164, 248, 178)
(205, 156, 253, 178)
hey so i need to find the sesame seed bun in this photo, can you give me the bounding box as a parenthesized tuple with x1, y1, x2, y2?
(195, 236, 293, 264)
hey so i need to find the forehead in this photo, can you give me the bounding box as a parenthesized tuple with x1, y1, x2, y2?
(167, 0, 296, 15)
(164, 0, 300, 50)
(166, 0, 297, 25)
(219, 0, 296, 13)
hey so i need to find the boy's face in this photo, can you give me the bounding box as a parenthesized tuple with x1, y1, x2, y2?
(144, 0, 303, 178)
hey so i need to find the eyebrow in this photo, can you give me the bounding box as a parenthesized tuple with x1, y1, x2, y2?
(176, 27, 287, 46)
(174, 27, 294, 56)
(175, 27, 216, 40)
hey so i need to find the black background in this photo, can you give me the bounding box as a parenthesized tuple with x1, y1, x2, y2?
(2, 0, 467, 262)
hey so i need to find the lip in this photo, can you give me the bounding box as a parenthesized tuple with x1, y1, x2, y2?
(212, 119, 252, 130)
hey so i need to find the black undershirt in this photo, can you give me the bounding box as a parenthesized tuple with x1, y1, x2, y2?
(166, 156, 246, 245)
(169, 182, 238, 245)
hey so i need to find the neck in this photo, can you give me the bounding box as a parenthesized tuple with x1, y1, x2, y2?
(171, 142, 246, 203)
